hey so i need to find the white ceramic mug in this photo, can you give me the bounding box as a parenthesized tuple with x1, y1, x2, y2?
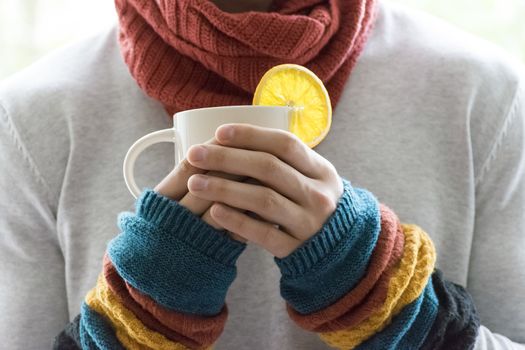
(123, 105, 293, 198)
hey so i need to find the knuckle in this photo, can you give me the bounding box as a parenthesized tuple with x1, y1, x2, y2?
(324, 161, 339, 179)
(260, 189, 279, 212)
(177, 159, 193, 175)
(299, 216, 319, 235)
(263, 153, 281, 174)
(311, 189, 337, 216)
(323, 159, 336, 174)
(281, 133, 299, 155)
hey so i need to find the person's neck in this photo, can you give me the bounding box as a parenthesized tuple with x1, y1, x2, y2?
(211, 0, 274, 13)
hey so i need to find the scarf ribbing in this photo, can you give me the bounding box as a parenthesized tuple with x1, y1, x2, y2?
(115, 0, 378, 114)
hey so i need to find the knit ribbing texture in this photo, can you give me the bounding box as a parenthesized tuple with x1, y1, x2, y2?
(276, 178, 381, 314)
(421, 270, 481, 350)
(53, 314, 82, 350)
(114, 0, 378, 114)
(356, 280, 438, 349)
(103, 252, 225, 348)
(287, 204, 405, 332)
(79, 301, 126, 350)
(319, 224, 437, 348)
(86, 272, 194, 349)
(107, 188, 246, 315)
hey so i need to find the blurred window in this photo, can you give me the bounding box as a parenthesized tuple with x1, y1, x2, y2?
(0, 0, 524, 79)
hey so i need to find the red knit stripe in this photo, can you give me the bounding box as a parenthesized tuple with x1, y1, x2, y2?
(287, 204, 405, 332)
(102, 253, 226, 349)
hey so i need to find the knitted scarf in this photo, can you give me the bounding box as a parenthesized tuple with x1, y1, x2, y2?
(115, 0, 378, 114)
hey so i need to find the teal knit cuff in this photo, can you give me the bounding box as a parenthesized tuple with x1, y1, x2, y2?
(80, 302, 125, 350)
(107, 188, 246, 316)
(275, 178, 381, 314)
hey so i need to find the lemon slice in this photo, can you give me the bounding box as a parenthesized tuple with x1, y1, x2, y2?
(253, 64, 332, 148)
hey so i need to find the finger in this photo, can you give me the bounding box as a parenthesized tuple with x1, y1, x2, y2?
(201, 207, 247, 243)
(210, 203, 300, 258)
(187, 174, 309, 237)
(228, 179, 265, 242)
(153, 158, 204, 201)
(179, 171, 245, 215)
(201, 206, 222, 229)
(153, 137, 217, 200)
(215, 123, 328, 179)
(186, 144, 310, 204)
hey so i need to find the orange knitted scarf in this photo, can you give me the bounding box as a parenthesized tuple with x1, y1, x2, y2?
(115, 0, 378, 114)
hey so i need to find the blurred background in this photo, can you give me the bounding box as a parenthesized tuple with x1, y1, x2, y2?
(1, 0, 524, 79)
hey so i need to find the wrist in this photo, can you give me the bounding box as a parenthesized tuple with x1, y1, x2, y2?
(107, 188, 246, 315)
(275, 179, 381, 314)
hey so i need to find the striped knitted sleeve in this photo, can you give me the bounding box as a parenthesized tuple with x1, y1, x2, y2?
(276, 178, 480, 350)
(53, 188, 246, 350)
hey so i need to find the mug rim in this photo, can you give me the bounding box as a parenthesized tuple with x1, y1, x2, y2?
(174, 104, 293, 117)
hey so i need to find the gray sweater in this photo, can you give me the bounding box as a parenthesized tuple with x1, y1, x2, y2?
(0, 1, 524, 349)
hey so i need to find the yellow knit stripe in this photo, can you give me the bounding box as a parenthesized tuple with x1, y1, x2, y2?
(85, 273, 192, 350)
(392, 225, 436, 315)
(319, 224, 436, 349)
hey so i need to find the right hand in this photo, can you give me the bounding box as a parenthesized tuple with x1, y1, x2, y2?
(153, 138, 246, 242)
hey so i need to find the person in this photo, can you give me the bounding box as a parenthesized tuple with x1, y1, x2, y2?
(0, 0, 524, 348)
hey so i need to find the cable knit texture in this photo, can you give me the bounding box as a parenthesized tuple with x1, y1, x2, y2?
(276, 179, 381, 314)
(114, 0, 378, 114)
(54, 179, 481, 350)
(107, 188, 246, 315)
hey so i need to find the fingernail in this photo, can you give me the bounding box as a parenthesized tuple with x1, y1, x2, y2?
(212, 204, 226, 218)
(217, 125, 234, 141)
(189, 175, 208, 191)
(189, 145, 207, 162)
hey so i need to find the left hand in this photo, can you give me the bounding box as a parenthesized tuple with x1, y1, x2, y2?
(186, 124, 344, 258)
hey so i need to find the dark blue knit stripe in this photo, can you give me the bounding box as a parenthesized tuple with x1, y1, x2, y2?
(356, 279, 439, 349)
(108, 188, 246, 315)
(53, 314, 82, 349)
(80, 302, 125, 350)
(276, 178, 382, 314)
(421, 270, 481, 350)
(79, 320, 98, 350)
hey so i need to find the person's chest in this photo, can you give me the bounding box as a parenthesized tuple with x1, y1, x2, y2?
(57, 74, 475, 348)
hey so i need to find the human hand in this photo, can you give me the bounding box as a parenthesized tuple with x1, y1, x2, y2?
(186, 124, 344, 258)
(153, 138, 246, 241)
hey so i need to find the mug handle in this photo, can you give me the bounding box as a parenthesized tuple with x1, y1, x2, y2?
(123, 128, 183, 199)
